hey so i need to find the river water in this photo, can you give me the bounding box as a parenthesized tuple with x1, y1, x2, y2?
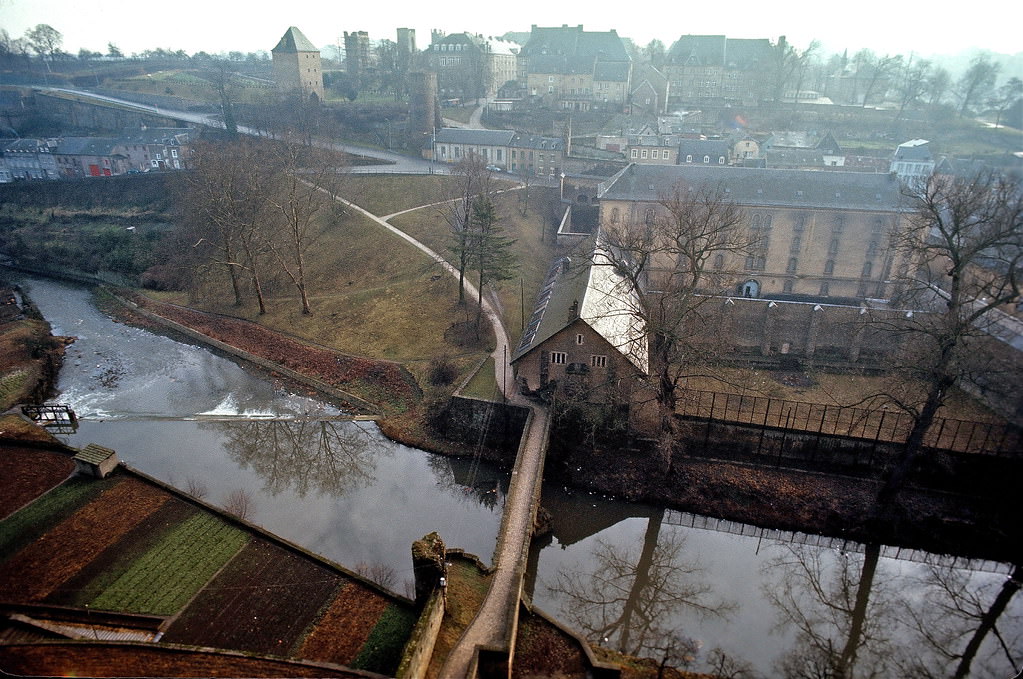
(16, 274, 1022, 677)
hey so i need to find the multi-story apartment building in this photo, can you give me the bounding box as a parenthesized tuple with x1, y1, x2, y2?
(598, 164, 906, 301)
(518, 25, 632, 112)
(272, 26, 324, 100)
(0, 139, 59, 180)
(423, 31, 519, 101)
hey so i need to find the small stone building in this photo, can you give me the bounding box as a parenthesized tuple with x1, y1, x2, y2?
(272, 26, 324, 101)
(511, 247, 648, 401)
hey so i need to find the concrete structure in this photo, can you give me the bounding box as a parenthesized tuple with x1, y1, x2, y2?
(519, 25, 632, 112)
(272, 26, 324, 100)
(598, 164, 906, 301)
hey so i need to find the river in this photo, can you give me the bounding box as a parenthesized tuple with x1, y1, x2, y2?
(17, 274, 1022, 677)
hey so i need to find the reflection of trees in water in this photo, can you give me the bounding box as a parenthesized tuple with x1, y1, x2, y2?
(425, 453, 504, 512)
(763, 543, 897, 678)
(208, 420, 377, 497)
(544, 510, 735, 662)
(763, 544, 1022, 679)
(897, 562, 1021, 679)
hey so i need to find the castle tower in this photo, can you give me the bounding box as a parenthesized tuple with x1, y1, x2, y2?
(272, 26, 324, 101)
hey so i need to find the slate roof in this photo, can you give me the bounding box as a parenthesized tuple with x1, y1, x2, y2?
(667, 35, 773, 68)
(594, 61, 630, 82)
(679, 139, 730, 158)
(512, 247, 648, 373)
(272, 26, 318, 54)
(893, 139, 932, 161)
(599, 164, 904, 212)
(434, 128, 516, 146)
(509, 133, 563, 151)
(523, 25, 630, 75)
(53, 137, 126, 157)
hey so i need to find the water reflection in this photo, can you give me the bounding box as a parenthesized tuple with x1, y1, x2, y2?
(207, 420, 377, 497)
(543, 509, 735, 661)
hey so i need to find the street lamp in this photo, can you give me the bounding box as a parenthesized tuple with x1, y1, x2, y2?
(559, 172, 566, 202)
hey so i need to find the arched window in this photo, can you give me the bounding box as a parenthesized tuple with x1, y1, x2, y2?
(786, 257, 798, 273)
(824, 259, 835, 275)
(713, 253, 724, 270)
(610, 207, 619, 224)
(686, 154, 693, 163)
(703, 155, 710, 163)
(752, 214, 762, 228)
(645, 208, 656, 225)
(719, 156, 725, 164)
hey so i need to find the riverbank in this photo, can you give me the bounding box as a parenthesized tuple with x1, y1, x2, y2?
(15, 278, 1020, 569)
(0, 281, 70, 412)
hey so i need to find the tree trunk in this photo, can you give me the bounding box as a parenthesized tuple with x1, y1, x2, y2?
(619, 509, 663, 654)
(836, 543, 880, 677)
(953, 563, 1022, 679)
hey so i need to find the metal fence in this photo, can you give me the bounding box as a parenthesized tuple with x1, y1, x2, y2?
(677, 389, 1020, 456)
(663, 509, 1012, 574)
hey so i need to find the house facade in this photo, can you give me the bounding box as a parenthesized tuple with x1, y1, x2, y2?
(890, 139, 935, 186)
(0, 139, 59, 180)
(598, 164, 906, 301)
(426, 128, 563, 177)
(664, 35, 775, 107)
(272, 26, 324, 100)
(424, 31, 519, 101)
(519, 25, 632, 112)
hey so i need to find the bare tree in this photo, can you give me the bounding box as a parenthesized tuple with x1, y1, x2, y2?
(263, 141, 348, 315)
(597, 182, 752, 464)
(443, 153, 491, 304)
(24, 24, 62, 65)
(180, 139, 275, 312)
(860, 53, 902, 107)
(956, 54, 1001, 118)
(875, 170, 1022, 505)
(184, 477, 208, 499)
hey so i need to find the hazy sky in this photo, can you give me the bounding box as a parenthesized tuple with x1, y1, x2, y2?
(0, 0, 1016, 59)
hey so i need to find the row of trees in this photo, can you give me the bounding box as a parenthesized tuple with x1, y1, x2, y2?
(176, 137, 348, 316)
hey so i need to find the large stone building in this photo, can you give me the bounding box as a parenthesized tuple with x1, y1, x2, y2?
(518, 25, 632, 112)
(598, 164, 906, 301)
(271, 26, 324, 100)
(423, 31, 519, 101)
(663, 35, 776, 107)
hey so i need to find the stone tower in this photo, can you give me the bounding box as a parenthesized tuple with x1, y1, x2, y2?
(409, 70, 440, 138)
(272, 26, 324, 101)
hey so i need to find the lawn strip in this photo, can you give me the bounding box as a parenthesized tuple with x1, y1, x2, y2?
(45, 499, 198, 607)
(350, 603, 418, 676)
(0, 476, 115, 564)
(0, 447, 75, 520)
(88, 512, 248, 615)
(162, 539, 342, 656)
(295, 582, 389, 665)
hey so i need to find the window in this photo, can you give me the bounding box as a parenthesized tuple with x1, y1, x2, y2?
(686, 154, 693, 163)
(712, 253, 724, 270)
(170, 149, 178, 158)
(790, 234, 802, 254)
(645, 208, 655, 225)
(576, 334, 584, 345)
(861, 261, 873, 278)
(783, 280, 794, 293)
(745, 255, 755, 270)
(703, 155, 710, 163)
(786, 257, 798, 273)
(824, 259, 835, 275)
(155, 153, 162, 160)
(631, 149, 638, 159)
(857, 282, 869, 297)
(828, 238, 840, 255)
(550, 352, 567, 364)
(719, 156, 725, 164)
(867, 240, 878, 256)
(591, 355, 607, 368)
(641, 149, 648, 159)
(819, 282, 830, 296)
(651, 150, 659, 159)
(610, 207, 619, 224)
